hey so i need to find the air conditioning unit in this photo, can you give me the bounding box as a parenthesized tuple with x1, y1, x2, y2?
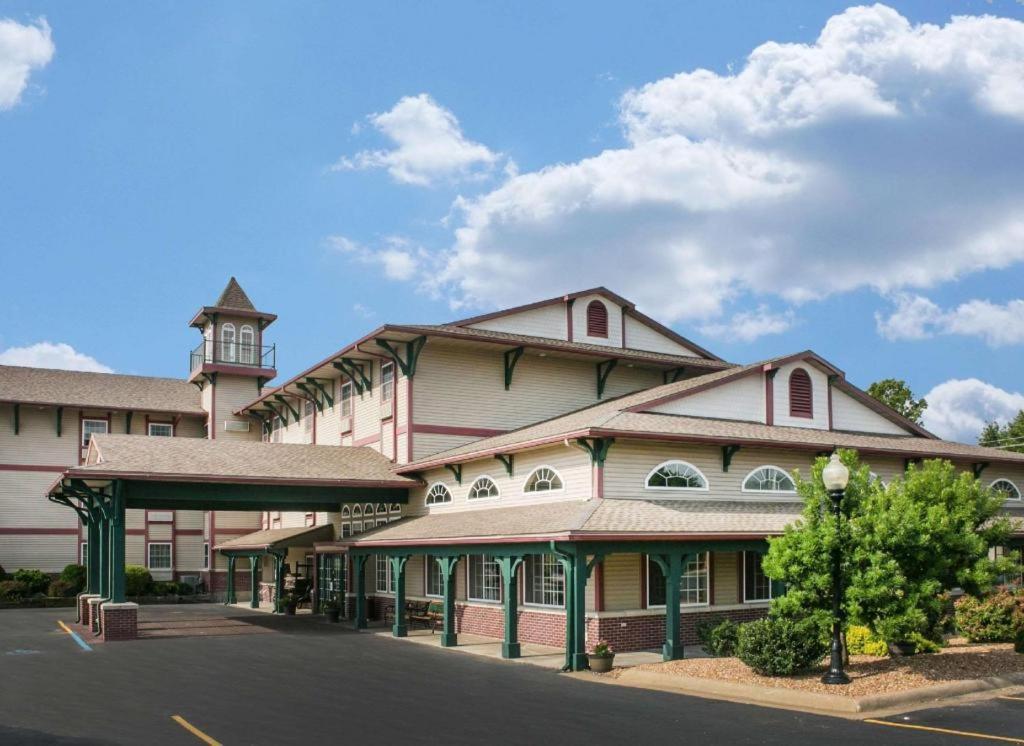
(223, 420, 250, 433)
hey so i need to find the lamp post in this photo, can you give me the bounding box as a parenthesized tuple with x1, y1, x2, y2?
(821, 452, 851, 685)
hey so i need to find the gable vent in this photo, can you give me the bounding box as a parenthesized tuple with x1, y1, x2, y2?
(223, 420, 251, 433)
(586, 300, 609, 338)
(789, 368, 813, 419)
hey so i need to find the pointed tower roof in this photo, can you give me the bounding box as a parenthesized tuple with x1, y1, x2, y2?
(215, 277, 256, 311)
(189, 277, 277, 328)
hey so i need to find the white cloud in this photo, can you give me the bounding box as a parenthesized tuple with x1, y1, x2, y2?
(922, 378, 1024, 443)
(352, 303, 376, 319)
(0, 17, 55, 110)
(0, 342, 113, 373)
(326, 234, 425, 282)
(700, 306, 794, 342)
(877, 294, 1024, 346)
(333, 94, 501, 186)
(378, 5, 1024, 326)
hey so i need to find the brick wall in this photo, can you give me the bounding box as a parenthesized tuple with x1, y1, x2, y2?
(587, 606, 768, 652)
(100, 604, 138, 641)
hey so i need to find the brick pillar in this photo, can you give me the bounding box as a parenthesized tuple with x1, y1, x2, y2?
(78, 593, 100, 625)
(87, 597, 105, 633)
(100, 602, 139, 641)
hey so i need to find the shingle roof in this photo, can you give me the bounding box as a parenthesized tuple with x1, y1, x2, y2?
(0, 365, 203, 414)
(215, 524, 334, 551)
(71, 435, 418, 487)
(214, 277, 256, 311)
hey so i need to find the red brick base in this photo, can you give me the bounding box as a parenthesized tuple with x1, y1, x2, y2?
(77, 594, 100, 625)
(209, 570, 253, 596)
(87, 597, 104, 631)
(586, 607, 768, 651)
(100, 603, 139, 641)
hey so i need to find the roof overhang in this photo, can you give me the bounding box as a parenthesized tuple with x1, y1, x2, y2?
(216, 524, 335, 553)
(0, 398, 204, 417)
(317, 533, 773, 553)
(189, 306, 278, 328)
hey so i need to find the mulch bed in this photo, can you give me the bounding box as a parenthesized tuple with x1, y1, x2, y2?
(626, 638, 1024, 697)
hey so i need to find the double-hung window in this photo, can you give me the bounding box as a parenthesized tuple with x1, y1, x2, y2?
(340, 380, 353, 417)
(467, 555, 501, 602)
(148, 422, 173, 437)
(202, 542, 210, 570)
(524, 554, 565, 607)
(425, 557, 443, 598)
(82, 419, 108, 448)
(381, 362, 394, 403)
(647, 552, 709, 607)
(147, 543, 172, 570)
(375, 555, 393, 594)
(743, 551, 772, 602)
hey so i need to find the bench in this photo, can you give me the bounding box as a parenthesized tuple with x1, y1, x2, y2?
(409, 600, 445, 632)
(384, 599, 432, 626)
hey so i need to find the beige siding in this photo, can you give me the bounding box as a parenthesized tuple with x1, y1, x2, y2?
(0, 471, 77, 528)
(647, 373, 764, 421)
(773, 361, 830, 430)
(713, 551, 740, 605)
(602, 553, 641, 611)
(831, 388, 912, 435)
(0, 403, 81, 464)
(176, 534, 206, 573)
(213, 375, 263, 440)
(623, 315, 700, 357)
(469, 303, 568, 340)
(571, 294, 623, 347)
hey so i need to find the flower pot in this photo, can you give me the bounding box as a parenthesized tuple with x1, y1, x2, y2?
(887, 641, 917, 656)
(588, 654, 615, 673)
(327, 608, 341, 623)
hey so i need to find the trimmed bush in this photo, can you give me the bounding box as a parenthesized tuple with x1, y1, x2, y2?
(0, 580, 30, 600)
(47, 579, 79, 598)
(737, 617, 829, 676)
(845, 625, 888, 656)
(59, 564, 87, 593)
(696, 618, 739, 657)
(150, 581, 176, 596)
(13, 569, 51, 595)
(954, 591, 1024, 643)
(125, 565, 153, 597)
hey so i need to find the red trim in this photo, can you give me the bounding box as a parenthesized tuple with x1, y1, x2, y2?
(321, 530, 776, 551)
(0, 463, 68, 472)
(189, 363, 276, 383)
(353, 434, 381, 447)
(788, 368, 814, 419)
(396, 425, 408, 435)
(0, 527, 80, 535)
(59, 468, 416, 489)
(765, 369, 775, 426)
(412, 424, 508, 438)
(450, 287, 635, 328)
(174, 528, 204, 536)
(585, 300, 609, 338)
(188, 305, 277, 328)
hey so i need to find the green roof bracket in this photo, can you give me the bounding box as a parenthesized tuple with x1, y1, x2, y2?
(295, 383, 324, 413)
(596, 359, 618, 399)
(663, 367, 686, 385)
(333, 358, 371, 394)
(375, 336, 427, 378)
(722, 444, 741, 473)
(972, 462, 989, 479)
(273, 394, 300, 421)
(503, 347, 524, 391)
(56, 406, 63, 437)
(445, 463, 463, 485)
(576, 437, 614, 466)
(264, 402, 287, 425)
(305, 377, 335, 408)
(495, 453, 514, 477)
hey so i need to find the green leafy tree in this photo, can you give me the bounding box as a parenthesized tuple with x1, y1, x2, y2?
(867, 379, 928, 424)
(979, 410, 1024, 454)
(763, 451, 1012, 644)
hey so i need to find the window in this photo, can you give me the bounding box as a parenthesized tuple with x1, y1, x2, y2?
(81, 419, 108, 448)
(523, 467, 563, 493)
(426, 483, 453, 505)
(202, 542, 210, 570)
(239, 324, 256, 364)
(467, 555, 501, 602)
(742, 466, 797, 494)
(148, 422, 173, 437)
(468, 476, 499, 500)
(381, 362, 394, 402)
(788, 368, 813, 418)
(148, 543, 172, 570)
(586, 300, 608, 338)
(375, 555, 393, 593)
(221, 323, 236, 362)
(743, 552, 772, 602)
(270, 416, 283, 443)
(991, 479, 1022, 501)
(340, 380, 353, 417)
(425, 557, 443, 597)
(647, 553, 709, 607)
(524, 554, 565, 607)
(303, 399, 314, 438)
(646, 461, 708, 491)
(341, 524, 352, 538)
(80, 542, 87, 564)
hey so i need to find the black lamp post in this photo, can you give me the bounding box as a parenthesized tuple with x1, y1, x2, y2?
(821, 452, 850, 686)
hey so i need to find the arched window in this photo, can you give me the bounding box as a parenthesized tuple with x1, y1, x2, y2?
(742, 466, 797, 494)
(239, 324, 256, 364)
(352, 505, 362, 518)
(524, 467, 563, 493)
(363, 503, 374, 515)
(991, 479, 1021, 501)
(586, 300, 608, 338)
(389, 503, 401, 513)
(341, 505, 351, 518)
(645, 461, 709, 491)
(426, 483, 453, 505)
(468, 476, 500, 500)
(220, 323, 236, 362)
(788, 368, 813, 418)
(375, 503, 387, 514)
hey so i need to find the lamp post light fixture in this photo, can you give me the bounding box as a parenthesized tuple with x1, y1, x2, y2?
(821, 452, 851, 686)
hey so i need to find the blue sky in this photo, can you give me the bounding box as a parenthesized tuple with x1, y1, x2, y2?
(1, 1, 1023, 442)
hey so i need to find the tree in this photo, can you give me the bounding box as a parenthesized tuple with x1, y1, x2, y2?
(979, 410, 1024, 454)
(867, 378, 928, 424)
(763, 451, 1012, 644)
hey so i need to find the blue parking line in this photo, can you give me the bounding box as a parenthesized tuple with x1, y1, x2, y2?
(58, 621, 93, 651)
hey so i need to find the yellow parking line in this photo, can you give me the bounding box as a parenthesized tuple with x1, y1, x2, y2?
(864, 718, 1024, 744)
(998, 695, 1024, 702)
(171, 715, 222, 746)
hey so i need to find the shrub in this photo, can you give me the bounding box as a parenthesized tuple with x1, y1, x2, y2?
(908, 633, 942, 654)
(0, 580, 30, 600)
(125, 565, 153, 597)
(150, 581, 175, 596)
(736, 617, 829, 676)
(954, 591, 1024, 643)
(697, 618, 739, 657)
(176, 581, 195, 596)
(845, 625, 888, 656)
(0, 563, 6, 580)
(13, 569, 51, 594)
(47, 579, 79, 598)
(59, 564, 87, 593)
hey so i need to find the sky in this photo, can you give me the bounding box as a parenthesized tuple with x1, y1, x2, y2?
(1, 1, 1023, 444)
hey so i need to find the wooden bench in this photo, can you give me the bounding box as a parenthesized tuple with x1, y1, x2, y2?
(385, 599, 432, 626)
(410, 600, 445, 633)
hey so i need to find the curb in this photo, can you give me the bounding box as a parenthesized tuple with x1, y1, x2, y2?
(608, 668, 1024, 716)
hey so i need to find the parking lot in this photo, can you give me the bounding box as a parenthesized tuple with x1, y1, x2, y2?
(1, 605, 1022, 745)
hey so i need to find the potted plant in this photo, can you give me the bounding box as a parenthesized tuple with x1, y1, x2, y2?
(588, 641, 615, 672)
(277, 593, 298, 616)
(325, 597, 341, 623)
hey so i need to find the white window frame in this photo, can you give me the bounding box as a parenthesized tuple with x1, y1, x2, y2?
(340, 380, 353, 417)
(239, 324, 256, 365)
(741, 465, 797, 495)
(381, 361, 395, 402)
(644, 460, 710, 492)
(202, 542, 210, 570)
(303, 399, 314, 438)
(742, 551, 772, 603)
(523, 553, 565, 608)
(148, 422, 174, 437)
(646, 553, 709, 608)
(341, 524, 353, 538)
(425, 483, 453, 506)
(990, 478, 1022, 501)
(80, 541, 88, 564)
(522, 466, 565, 494)
(220, 323, 236, 362)
(375, 554, 393, 594)
(468, 475, 500, 501)
(81, 418, 108, 448)
(466, 554, 501, 603)
(425, 557, 443, 598)
(147, 542, 173, 571)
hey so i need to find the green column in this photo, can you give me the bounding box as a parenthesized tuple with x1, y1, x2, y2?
(662, 552, 685, 662)
(85, 513, 100, 594)
(109, 482, 126, 604)
(337, 554, 347, 618)
(225, 555, 236, 605)
(496, 556, 523, 659)
(390, 555, 409, 637)
(273, 553, 284, 612)
(311, 553, 320, 614)
(249, 555, 261, 609)
(569, 552, 588, 671)
(97, 511, 109, 600)
(353, 554, 367, 630)
(555, 553, 577, 671)
(438, 556, 460, 647)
